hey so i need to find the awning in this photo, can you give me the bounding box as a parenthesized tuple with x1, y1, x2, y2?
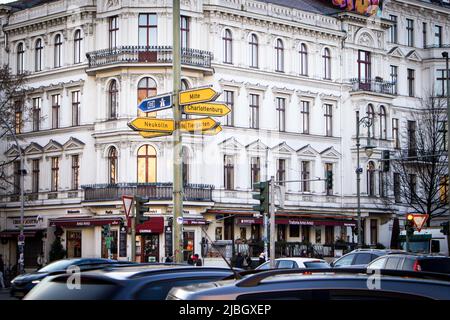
(49, 216, 122, 228)
(136, 217, 164, 234)
(0, 229, 45, 238)
(276, 218, 356, 227)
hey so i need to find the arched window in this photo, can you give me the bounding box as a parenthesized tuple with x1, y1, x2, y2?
(367, 161, 376, 197)
(35, 39, 43, 72)
(109, 80, 118, 119)
(17, 43, 24, 74)
(299, 43, 308, 76)
(367, 104, 375, 138)
(137, 145, 157, 183)
(54, 34, 62, 68)
(275, 39, 284, 72)
(137, 77, 157, 117)
(223, 29, 232, 64)
(323, 48, 331, 79)
(74, 30, 82, 64)
(249, 34, 258, 68)
(379, 106, 387, 140)
(182, 147, 189, 186)
(108, 147, 118, 184)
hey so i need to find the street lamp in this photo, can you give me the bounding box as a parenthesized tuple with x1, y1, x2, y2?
(442, 51, 450, 257)
(355, 110, 375, 248)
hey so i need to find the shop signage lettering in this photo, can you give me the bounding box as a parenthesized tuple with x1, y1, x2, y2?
(12, 217, 39, 226)
(289, 220, 314, 226)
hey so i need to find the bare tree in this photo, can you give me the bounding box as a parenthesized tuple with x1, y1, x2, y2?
(383, 95, 448, 225)
(0, 65, 28, 192)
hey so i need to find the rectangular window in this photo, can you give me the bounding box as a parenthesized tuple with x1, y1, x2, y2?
(423, 22, 427, 48)
(14, 100, 22, 134)
(379, 171, 386, 198)
(435, 25, 442, 47)
(181, 16, 189, 48)
(138, 13, 157, 47)
(302, 225, 311, 243)
(301, 101, 310, 134)
(394, 172, 401, 203)
(407, 69, 415, 97)
(389, 15, 398, 43)
(32, 159, 40, 194)
(406, 18, 414, 47)
(301, 161, 311, 192)
(436, 69, 448, 97)
(392, 118, 400, 149)
(289, 225, 300, 238)
(439, 121, 448, 151)
(51, 157, 59, 192)
(71, 155, 79, 190)
(13, 160, 20, 194)
(224, 155, 234, 190)
(109, 16, 119, 48)
(277, 159, 286, 186)
(32, 98, 41, 131)
(370, 219, 378, 245)
(52, 94, 60, 129)
(324, 104, 333, 137)
(276, 97, 286, 132)
(325, 163, 333, 195)
(250, 157, 260, 187)
(224, 90, 234, 126)
(390, 65, 398, 95)
(409, 174, 417, 203)
(408, 120, 417, 157)
(72, 91, 80, 126)
(249, 94, 259, 129)
(439, 176, 448, 204)
(358, 50, 371, 84)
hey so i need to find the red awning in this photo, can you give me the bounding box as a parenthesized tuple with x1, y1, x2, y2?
(49, 216, 122, 228)
(0, 229, 44, 238)
(136, 217, 164, 234)
(276, 218, 356, 227)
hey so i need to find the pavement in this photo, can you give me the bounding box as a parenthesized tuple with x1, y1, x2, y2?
(0, 288, 18, 300)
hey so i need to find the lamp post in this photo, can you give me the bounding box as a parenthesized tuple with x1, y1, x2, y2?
(442, 51, 450, 257)
(355, 111, 375, 249)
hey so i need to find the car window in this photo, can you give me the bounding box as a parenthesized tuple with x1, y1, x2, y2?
(368, 257, 387, 269)
(334, 254, 355, 267)
(353, 253, 372, 265)
(419, 259, 450, 273)
(38, 260, 78, 273)
(277, 260, 295, 269)
(135, 277, 220, 300)
(257, 262, 271, 270)
(402, 258, 415, 271)
(303, 261, 329, 269)
(385, 257, 402, 270)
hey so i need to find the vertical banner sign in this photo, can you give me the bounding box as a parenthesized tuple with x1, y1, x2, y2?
(119, 229, 127, 257)
(165, 223, 173, 258)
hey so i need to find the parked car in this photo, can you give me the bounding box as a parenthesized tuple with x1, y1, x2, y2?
(256, 258, 330, 270)
(10, 258, 134, 298)
(367, 254, 450, 274)
(24, 264, 240, 300)
(331, 249, 405, 268)
(167, 268, 450, 300)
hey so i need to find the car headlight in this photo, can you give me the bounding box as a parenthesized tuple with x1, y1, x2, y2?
(31, 280, 41, 284)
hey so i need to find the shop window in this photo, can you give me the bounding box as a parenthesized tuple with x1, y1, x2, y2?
(215, 227, 223, 241)
(66, 230, 82, 258)
(183, 231, 195, 261)
(325, 226, 335, 245)
(370, 219, 378, 245)
(239, 227, 247, 241)
(101, 229, 118, 259)
(278, 225, 286, 241)
(289, 225, 300, 238)
(315, 228, 322, 244)
(302, 225, 311, 243)
(251, 224, 261, 241)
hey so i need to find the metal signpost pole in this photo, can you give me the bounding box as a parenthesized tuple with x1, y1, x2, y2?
(131, 201, 136, 262)
(172, 0, 184, 263)
(444, 52, 450, 257)
(269, 176, 276, 269)
(356, 111, 362, 249)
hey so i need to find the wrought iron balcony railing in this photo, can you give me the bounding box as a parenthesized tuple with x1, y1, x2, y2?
(81, 182, 214, 202)
(350, 78, 396, 95)
(86, 46, 213, 69)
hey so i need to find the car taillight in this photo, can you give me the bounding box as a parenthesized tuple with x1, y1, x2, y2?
(413, 260, 421, 272)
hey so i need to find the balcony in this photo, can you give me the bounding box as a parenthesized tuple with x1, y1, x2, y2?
(350, 78, 396, 96)
(81, 183, 214, 202)
(86, 46, 213, 74)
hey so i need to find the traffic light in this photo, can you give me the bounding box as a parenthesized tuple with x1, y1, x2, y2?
(135, 196, 150, 225)
(440, 221, 449, 236)
(405, 214, 415, 237)
(382, 150, 390, 172)
(325, 171, 333, 190)
(252, 181, 269, 215)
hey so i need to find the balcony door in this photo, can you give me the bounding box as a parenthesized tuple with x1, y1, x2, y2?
(138, 13, 157, 62)
(358, 50, 371, 90)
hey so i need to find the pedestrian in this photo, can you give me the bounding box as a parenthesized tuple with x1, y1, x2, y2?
(245, 255, 253, 270)
(235, 252, 244, 268)
(0, 254, 5, 289)
(258, 252, 266, 266)
(37, 252, 44, 270)
(194, 254, 202, 266)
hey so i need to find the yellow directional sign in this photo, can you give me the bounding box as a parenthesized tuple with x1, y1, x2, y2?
(179, 87, 219, 105)
(139, 131, 172, 139)
(201, 125, 223, 135)
(183, 103, 231, 117)
(128, 118, 174, 132)
(180, 117, 218, 132)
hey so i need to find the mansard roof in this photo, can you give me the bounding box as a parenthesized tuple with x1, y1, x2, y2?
(2, 0, 58, 12)
(257, 0, 341, 15)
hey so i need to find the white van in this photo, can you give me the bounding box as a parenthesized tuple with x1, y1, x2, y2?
(399, 227, 448, 255)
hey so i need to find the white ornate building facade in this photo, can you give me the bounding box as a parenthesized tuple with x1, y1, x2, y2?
(0, 0, 448, 269)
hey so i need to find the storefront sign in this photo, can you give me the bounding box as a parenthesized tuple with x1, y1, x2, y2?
(9, 216, 43, 229)
(164, 225, 173, 257)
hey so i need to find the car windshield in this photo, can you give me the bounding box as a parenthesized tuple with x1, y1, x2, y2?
(401, 242, 430, 254)
(303, 261, 329, 269)
(38, 260, 80, 273)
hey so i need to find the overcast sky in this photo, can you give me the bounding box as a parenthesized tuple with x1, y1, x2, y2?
(0, 0, 15, 3)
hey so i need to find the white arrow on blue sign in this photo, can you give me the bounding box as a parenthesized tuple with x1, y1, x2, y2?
(138, 94, 173, 113)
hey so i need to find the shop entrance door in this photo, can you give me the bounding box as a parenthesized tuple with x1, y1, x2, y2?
(66, 230, 82, 258)
(141, 233, 159, 263)
(183, 231, 195, 262)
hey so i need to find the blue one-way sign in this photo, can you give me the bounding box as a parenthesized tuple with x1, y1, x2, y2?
(138, 93, 173, 113)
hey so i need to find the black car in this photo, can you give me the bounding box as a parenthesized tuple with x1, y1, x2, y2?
(331, 249, 405, 268)
(367, 254, 450, 274)
(167, 268, 450, 300)
(24, 264, 240, 300)
(10, 258, 133, 298)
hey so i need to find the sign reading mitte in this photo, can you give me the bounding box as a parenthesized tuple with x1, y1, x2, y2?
(179, 87, 219, 105)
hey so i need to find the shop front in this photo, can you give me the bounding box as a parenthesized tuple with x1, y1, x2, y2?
(135, 216, 164, 263)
